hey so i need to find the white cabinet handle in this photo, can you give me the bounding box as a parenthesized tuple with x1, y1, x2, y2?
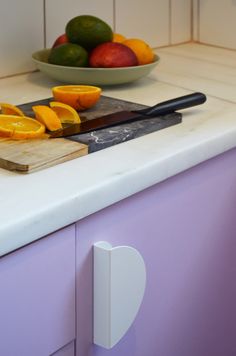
(93, 241, 146, 349)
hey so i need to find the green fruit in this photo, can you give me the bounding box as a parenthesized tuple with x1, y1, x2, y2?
(66, 15, 113, 50)
(48, 43, 88, 67)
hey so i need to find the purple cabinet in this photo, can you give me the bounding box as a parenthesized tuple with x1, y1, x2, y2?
(0, 225, 76, 356)
(1, 148, 236, 355)
(52, 341, 75, 356)
(75, 148, 236, 356)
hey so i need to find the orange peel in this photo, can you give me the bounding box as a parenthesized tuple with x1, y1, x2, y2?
(52, 85, 102, 111)
(49, 101, 81, 124)
(0, 115, 45, 139)
(32, 105, 62, 131)
(0, 102, 25, 116)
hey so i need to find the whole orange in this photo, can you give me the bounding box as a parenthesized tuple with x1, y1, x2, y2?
(112, 33, 126, 43)
(123, 38, 154, 65)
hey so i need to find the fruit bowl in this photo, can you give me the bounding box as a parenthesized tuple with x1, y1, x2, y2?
(32, 49, 160, 86)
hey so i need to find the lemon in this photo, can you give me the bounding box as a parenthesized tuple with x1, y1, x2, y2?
(66, 15, 113, 50)
(48, 43, 88, 67)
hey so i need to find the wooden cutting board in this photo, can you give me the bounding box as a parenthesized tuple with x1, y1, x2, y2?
(0, 137, 88, 173)
(0, 96, 181, 174)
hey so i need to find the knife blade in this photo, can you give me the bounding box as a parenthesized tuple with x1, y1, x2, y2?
(49, 92, 206, 138)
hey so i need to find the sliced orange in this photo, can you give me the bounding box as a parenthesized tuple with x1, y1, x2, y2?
(0, 115, 45, 139)
(49, 101, 81, 124)
(32, 105, 62, 131)
(52, 85, 102, 111)
(0, 102, 25, 116)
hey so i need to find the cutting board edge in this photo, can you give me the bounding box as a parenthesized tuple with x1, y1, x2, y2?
(0, 139, 88, 173)
(24, 144, 88, 173)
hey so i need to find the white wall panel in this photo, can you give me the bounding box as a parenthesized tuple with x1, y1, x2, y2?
(192, 0, 199, 41)
(45, 0, 114, 48)
(0, 0, 44, 78)
(199, 0, 236, 49)
(171, 0, 191, 44)
(4, 0, 236, 78)
(114, 0, 169, 48)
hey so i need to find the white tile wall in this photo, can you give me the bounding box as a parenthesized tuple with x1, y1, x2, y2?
(0, 0, 44, 78)
(192, 0, 199, 41)
(199, 0, 236, 49)
(4, 0, 225, 79)
(114, 0, 169, 48)
(170, 0, 191, 44)
(45, 0, 114, 48)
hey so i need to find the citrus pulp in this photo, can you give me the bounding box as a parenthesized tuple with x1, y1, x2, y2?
(0, 115, 45, 139)
(52, 85, 102, 111)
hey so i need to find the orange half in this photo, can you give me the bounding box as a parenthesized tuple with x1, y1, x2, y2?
(0, 115, 45, 139)
(32, 105, 62, 131)
(49, 101, 81, 124)
(0, 102, 25, 116)
(52, 85, 102, 111)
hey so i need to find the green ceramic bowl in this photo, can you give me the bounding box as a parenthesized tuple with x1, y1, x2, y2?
(32, 49, 160, 86)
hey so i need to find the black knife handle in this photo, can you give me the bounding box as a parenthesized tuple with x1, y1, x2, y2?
(137, 92, 207, 116)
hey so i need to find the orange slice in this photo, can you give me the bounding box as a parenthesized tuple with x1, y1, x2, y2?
(52, 85, 102, 111)
(0, 115, 45, 139)
(32, 105, 62, 131)
(49, 101, 81, 124)
(0, 102, 25, 116)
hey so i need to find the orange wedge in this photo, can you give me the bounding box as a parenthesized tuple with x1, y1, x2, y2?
(49, 101, 81, 124)
(52, 85, 102, 111)
(0, 102, 25, 116)
(32, 105, 62, 131)
(0, 115, 45, 139)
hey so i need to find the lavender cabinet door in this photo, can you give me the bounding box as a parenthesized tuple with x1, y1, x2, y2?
(52, 340, 75, 356)
(0, 224, 76, 356)
(75, 148, 236, 356)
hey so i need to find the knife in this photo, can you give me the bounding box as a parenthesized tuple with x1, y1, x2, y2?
(49, 92, 206, 138)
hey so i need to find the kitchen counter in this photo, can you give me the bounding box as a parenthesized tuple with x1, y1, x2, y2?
(1, 43, 236, 256)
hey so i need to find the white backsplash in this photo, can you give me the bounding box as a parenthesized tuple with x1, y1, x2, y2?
(0, 0, 44, 78)
(114, 0, 169, 47)
(0, 0, 236, 79)
(198, 0, 236, 50)
(170, 0, 191, 44)
(45, 0, 114, 48)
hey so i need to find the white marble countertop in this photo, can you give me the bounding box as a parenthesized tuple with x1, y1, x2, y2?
(1, 43, 236, 256)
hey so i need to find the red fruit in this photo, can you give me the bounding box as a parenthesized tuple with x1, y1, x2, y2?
(89, 42, 138, 68)
(52, 34, 69, 48)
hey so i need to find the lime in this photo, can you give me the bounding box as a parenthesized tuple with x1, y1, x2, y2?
(65, 15, 113, 50)
(48, 43, 88, 67)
